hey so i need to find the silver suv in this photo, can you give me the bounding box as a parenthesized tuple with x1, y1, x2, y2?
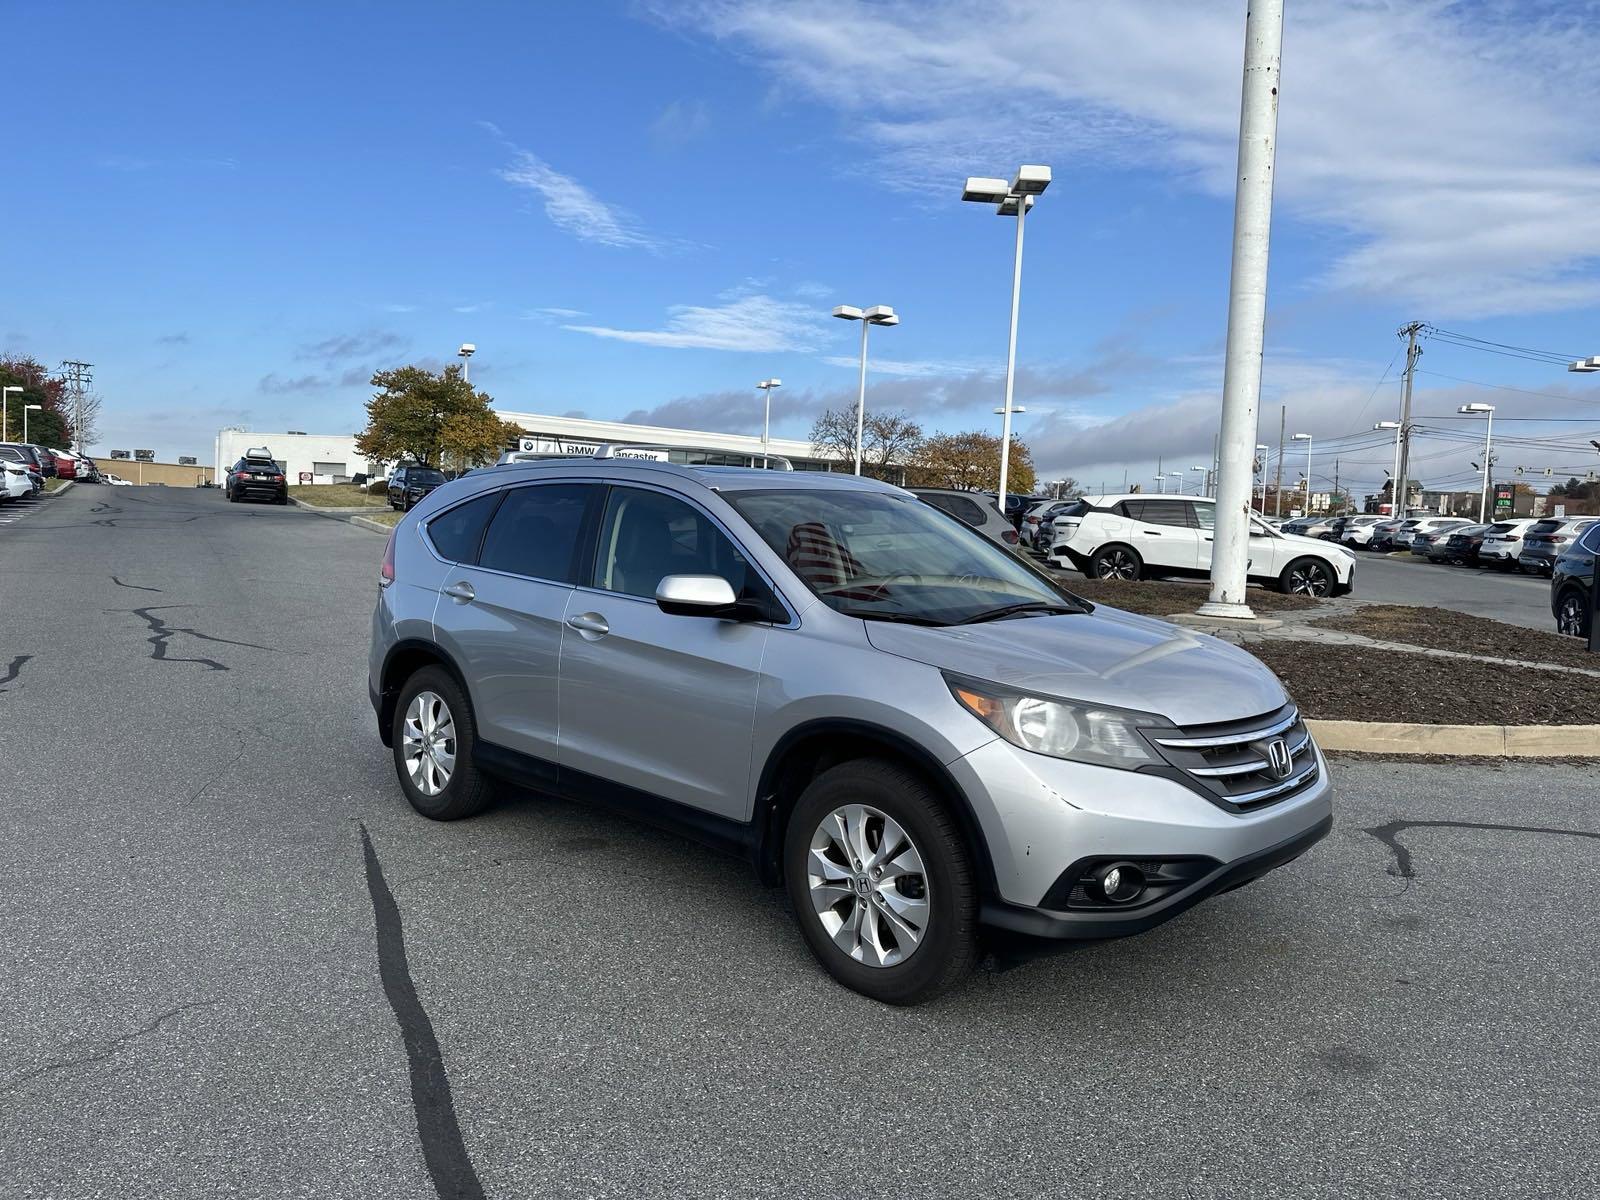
(368, 457, 1333, 1004)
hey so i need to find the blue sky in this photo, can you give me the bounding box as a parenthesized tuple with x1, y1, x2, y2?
(6, 0, 1600, 499)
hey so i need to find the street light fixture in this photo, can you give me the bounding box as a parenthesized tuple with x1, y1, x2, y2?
(2, 386, 20, 440)
(1190, 465, 1208, 496)
(756, 379, 781, 469)
(962, 163, 1051, 512)
(457, 343, 476, 384)
(1458, 402, 1496, 521)
(22, 403, 41, 443)
(833, 305, 899, 475)
(1374, 421, 1404, 514)
(1291, 433, 1313, 512)
(1165, 471, 1184, 494)
(1568, 357, 1600, 373)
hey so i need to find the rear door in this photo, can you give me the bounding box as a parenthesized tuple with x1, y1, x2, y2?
(1122, 498, 1200, 571)
(556, 484, 773, 819)
(428, 482, 598, 775)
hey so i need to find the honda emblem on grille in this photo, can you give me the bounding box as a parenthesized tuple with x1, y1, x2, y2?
(1264, 737, 1292, 780)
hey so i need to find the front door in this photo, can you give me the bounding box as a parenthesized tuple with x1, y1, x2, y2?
(557, 485, 771, 820)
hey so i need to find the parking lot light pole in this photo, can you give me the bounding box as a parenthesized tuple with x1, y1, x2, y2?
(1165, 471, 1184, 494)
(1201, 0, 1284, 621)
(1191, 466, 1208, 496)
(832, 305, 899, 475)
(1375, 421, 1403, 514)
(457, 343, 475, 385)
(1458, 402, 1495, 521)
(2, 386, 20, 440)
(756, 379, 781, 468)
(962, 165, 1051, 512)
(23, 403, 41, 443)
(1255, 443, 1269, 511)
(1292, 433, 1312, 512)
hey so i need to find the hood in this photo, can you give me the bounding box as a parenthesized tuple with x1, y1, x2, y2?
(1276, 530, 1351, 557)
(864, 605, 1287, 727)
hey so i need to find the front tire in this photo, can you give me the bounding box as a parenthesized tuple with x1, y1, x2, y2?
(784, 759, 977, 1006)
(1088, 544, 1143, 581)
(1556, 588, 1591, 639)
(1280, 556, 1335, 597)
(391, 666, 495, 820)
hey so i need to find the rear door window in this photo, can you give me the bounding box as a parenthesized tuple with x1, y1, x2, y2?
(478, 483, 594, 582)
(425, 492, 502, 564)
(1130, 499, 1192, 528)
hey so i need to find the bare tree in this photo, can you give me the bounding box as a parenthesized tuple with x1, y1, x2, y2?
(75, 389, 105, 450)
(809, 406, 924, 481)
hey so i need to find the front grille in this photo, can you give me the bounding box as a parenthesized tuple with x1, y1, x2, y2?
(1146, 704, 1319, 811)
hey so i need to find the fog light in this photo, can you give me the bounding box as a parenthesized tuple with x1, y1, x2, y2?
(1096, 862, 1145, 903)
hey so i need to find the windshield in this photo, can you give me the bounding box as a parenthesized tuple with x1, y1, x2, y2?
(728, 488, 1084, 626)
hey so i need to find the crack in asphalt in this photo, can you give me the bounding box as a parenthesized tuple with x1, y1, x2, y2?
(359, 824, 486, 1200)
(114, 605, 277, 671)
(110, 575, 162, 592)
(0, 1000, 218, 1095)
(1364, 819, 1600, 890)
(0, 653, 30, 693)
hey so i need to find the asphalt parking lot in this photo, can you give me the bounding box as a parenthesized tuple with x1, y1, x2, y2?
(2, 486, 1596, 1199)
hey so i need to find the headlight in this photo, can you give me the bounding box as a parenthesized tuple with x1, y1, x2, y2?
(946, 675, 1163, 769)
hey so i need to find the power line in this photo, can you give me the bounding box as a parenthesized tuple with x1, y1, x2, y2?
(1416, 369, 1600, 405)
(1422, 325, 1583, 366)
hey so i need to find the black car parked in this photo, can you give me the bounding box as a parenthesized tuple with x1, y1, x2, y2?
(0, 442, 54, 478)
(1551, 522, 1599, 638)
(226, 449, 288, 504)
(387, 464, 447, 511)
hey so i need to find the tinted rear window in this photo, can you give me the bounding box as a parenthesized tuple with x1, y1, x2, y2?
(410, 468, 446, 485)
(477, 483, 593, 582)
(1529, 520, 1562, 534)
(426, 492, 501, 564)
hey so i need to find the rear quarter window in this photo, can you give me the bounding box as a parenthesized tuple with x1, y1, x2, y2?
(425, 492, 501, 564)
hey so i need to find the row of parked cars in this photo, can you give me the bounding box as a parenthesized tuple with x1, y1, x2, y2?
(0, 442, 125, 502)
(1291, 512, 1597, 577)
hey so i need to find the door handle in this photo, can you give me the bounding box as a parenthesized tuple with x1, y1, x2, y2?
(1141, 529, 1162, 536)
(443, 581, 475, 602)
(566, 611, 609, 637)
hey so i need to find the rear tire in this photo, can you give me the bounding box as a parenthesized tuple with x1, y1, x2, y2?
(391, 666, 496, 821)
(1088, 544, 1143, 581)
(783, 759, 977, 1006)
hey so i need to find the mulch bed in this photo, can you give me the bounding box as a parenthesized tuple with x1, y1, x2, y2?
(1060, 577, 1323, 617)
(1245, 641, 1600, 726)
(1313, 604, 1595, 668)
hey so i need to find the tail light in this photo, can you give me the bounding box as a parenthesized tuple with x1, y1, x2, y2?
(273, 474, 285, 482)
(380, 530, 396, 587)
(1002, 529, 1018, 544)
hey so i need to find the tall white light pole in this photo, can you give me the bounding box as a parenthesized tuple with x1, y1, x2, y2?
(832, 305, 898, 475)
(962, 165, 1051, 512)
(756, 379, 781, 468)
(1255, 443, 1269, 511)
(23, 403, 41, 443)
(1201, 0, 1284, 620)
(1292, 432, 1312, 511)
(1459, 402, 1495, 521)
(1375, 421, 1404, 514)
(1166, 471, 1184, 494)
(2, 386, 20, 440)
(457, 343, 476, 384)
(1191, 466, 1208, 495)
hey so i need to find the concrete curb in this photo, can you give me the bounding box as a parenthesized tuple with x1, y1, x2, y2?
(41, 480, 74, 497)
(1307, 718, 1600, 757)
(289, 500, 395, 535)
(289, 497, 386, 515)
(350, 516, 395, 534)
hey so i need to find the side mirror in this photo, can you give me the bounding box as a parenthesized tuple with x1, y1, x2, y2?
(656, 574, 739, 617)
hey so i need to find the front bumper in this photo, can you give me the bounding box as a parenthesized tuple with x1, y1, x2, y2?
(946, 737, 1334, 939)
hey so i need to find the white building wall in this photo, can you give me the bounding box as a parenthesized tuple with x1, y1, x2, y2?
(214, 430, 382, 484)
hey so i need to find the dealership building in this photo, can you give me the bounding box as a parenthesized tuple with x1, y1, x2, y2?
(214, 411, 835, 482)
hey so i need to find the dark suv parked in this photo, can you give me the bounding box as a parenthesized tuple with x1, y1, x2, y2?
(226, 449, 288, 504)
(1551, 521, 1599, 638)
(387, 464, 447, 511)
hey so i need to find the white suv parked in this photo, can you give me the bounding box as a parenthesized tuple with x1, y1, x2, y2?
(1050, 494, 1356, 596)
(1477, 518, 1538, 570)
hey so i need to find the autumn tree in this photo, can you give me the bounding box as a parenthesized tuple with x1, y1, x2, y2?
(908, 430, 1035, 494)
(354, 364, 522, 471)
(0, 356, 72, 445)
(809, 406, 923, 480)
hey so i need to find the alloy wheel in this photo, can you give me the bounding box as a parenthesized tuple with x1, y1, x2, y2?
(1288, 563, 1333, 596)
(806, 803, 930, 968)
(1097, 549, 1139, 580)
(1558, 594, 1588, 637)
(402, 690, 457, 796)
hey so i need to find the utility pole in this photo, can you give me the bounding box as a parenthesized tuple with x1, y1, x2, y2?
(1333, 458, 1340, 513)
(60, 361, 94, 454)
(1273, 406, 1286, 517)
(1395, 322, 1422, 516)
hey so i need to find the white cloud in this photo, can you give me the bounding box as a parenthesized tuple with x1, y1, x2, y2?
(651, 99, 713, 148)
(498, 148, 665, 251)
(565, 293, 825, 351)
(820, 355, 988, 378)
(523, 306, 588, 321)
(652, 0, 1600, 317)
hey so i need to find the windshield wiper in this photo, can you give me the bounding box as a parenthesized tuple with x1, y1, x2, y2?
(955, 601, 1083, 625)
(833, 606, 944, 626)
